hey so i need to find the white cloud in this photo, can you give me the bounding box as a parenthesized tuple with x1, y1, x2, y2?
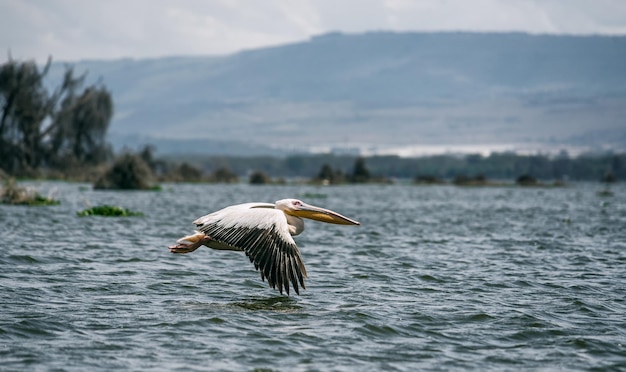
(271, 0, 322, 35)
(1, 0, 625, 63)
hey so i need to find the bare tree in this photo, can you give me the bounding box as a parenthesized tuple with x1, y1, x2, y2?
(0, 58, 52, 172)
(0, 57, 113, 175)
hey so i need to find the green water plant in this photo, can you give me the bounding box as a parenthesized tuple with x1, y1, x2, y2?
(0, 178, 60, 206)
(77, 205, 143, 217)
(598, 171, 616, 197)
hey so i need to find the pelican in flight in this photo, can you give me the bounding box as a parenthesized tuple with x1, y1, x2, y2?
(168, 199, 360, 295)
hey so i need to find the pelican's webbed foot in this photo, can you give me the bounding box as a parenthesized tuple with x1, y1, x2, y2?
(169, 232, 211, 254)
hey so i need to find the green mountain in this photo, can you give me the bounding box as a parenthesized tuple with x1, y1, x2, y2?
(48, 31, 626, 155)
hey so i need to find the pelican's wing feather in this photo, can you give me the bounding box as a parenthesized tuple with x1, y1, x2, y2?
(194, 203, 308, 295)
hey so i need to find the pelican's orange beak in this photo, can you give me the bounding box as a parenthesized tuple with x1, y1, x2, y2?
(289, 202, 360, 225)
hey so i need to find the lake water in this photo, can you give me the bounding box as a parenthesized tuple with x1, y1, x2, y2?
(1, 182, 625, 371)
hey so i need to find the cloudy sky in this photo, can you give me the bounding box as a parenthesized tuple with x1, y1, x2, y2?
(2, 0, 626, 63)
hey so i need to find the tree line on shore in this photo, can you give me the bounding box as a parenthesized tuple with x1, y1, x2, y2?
(170, 151, 624, 184)
(1, 57, 623, 191)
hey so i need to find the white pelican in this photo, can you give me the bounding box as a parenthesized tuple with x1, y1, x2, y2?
(168, 199, 360, 295)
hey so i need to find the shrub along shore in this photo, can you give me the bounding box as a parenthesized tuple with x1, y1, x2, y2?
(2, 148, 624, 188)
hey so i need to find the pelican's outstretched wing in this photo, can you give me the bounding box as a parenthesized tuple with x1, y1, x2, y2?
(193, 203, 308, 295)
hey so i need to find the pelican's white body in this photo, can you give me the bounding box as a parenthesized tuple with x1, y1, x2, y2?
(171, 199, 360, 295)
(192, 202, 303, 248)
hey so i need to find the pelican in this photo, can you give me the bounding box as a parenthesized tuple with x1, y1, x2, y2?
(168, 199, 360, 295)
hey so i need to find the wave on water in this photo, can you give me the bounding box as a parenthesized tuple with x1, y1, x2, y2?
(1, 182, 625, 371)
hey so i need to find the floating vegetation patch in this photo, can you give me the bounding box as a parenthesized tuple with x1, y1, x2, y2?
(597, 189, 614, 197)
(77, 205, 143, 217)
(0, 178, 60, 206)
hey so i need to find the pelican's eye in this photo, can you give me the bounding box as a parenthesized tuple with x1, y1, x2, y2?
(293, 200, 302, 207)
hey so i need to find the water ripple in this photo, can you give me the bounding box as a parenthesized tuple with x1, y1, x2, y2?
(1, 182, 626, 370)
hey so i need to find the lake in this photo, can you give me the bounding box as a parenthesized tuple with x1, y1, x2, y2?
(1, 182, 625, 371)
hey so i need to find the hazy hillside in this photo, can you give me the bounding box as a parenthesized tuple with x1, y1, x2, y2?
(47, 31, 626, 156)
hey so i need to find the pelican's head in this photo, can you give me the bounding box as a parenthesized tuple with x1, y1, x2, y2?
(275, 199, 360, 225)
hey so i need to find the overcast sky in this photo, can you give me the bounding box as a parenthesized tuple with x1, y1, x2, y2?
(2, 0, 626, 63)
